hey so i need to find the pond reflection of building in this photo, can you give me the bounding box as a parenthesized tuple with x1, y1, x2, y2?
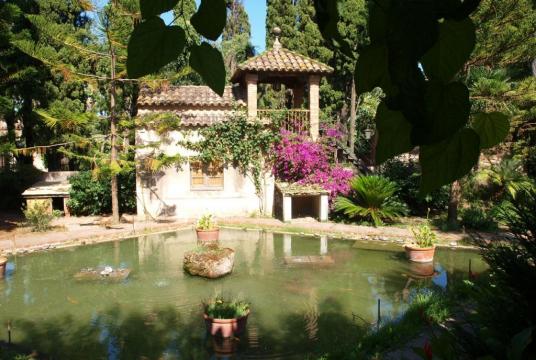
(136, 229, 280, 277)
(282, 234, 334, 266)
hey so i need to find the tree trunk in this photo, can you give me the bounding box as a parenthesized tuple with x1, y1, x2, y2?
(349, 77, 357, 152)
(110, 49, 120, 224)
(447, 180, 461, 228)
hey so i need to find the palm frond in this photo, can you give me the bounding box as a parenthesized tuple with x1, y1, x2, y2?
(335, 175, 407, 227)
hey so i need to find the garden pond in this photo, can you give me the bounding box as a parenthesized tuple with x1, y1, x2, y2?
(0, 228, 486, 359)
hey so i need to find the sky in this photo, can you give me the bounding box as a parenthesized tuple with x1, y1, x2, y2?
(243, 0, 267, 53)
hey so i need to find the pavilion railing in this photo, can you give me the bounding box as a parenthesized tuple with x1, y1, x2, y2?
(257, 109, 310, 135)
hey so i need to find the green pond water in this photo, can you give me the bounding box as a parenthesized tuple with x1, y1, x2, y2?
(0, 228, 486, 359)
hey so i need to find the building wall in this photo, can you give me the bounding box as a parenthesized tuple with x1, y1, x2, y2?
(135, 123, 274, 220)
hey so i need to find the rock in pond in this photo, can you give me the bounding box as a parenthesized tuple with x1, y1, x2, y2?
(183, 247, 235, 279)
(74, 267, 131, 282)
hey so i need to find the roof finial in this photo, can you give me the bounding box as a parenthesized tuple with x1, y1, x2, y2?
(272, 26, 282, 51)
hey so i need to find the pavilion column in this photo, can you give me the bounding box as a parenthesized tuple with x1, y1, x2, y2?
(293, 86, 304, 108)
(309, 75, 320, 141)
(246, 73, 258, 119)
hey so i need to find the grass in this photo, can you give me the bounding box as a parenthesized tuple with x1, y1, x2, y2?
(353, 288, 451, 358)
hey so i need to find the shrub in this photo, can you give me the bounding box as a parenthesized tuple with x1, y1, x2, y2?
(379, 159, 449, 215)
(334, 175, 407, 226)
(460, 202, 498, 231)
(471, 182, 536, 358)
(487, 158, 532, 199)
(272, 130, 353, 199)
(68, 171, 136, 216)
(23, 201, 61, 232)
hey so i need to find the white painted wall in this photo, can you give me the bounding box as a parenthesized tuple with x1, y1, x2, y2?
(135, 127, 274, 220)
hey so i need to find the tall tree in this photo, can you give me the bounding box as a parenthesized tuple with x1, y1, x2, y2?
(11, 0, 140, 222)
(266, 0, 298, 49)
(0, 0, 91, 165)
(222, 0, 253, 76)
(265, 0, 368, 143)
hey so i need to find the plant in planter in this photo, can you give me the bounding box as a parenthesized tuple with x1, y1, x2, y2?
(196, 214, 219, 242)
(203, 296, 250, 338)
(405, 221, 437, 263)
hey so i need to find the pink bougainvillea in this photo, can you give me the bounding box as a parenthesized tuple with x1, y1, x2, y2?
(272, 130, 353, 199)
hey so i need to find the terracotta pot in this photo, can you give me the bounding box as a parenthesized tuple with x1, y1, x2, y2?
(204, 310, 250, 338)
(409, 261, 435, 278)
(405, 245, 435, 263)
(0, 256, 7, 278)
(196, 228, 220, 242)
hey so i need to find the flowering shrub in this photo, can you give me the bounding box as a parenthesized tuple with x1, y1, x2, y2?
(272, 130, 330, 181)
(272, 130, 353, 199)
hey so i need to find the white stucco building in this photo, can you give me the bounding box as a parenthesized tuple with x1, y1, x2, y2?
(135, 31, 333, 220)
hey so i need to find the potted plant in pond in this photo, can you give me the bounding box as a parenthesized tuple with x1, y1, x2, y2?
(0, 254, 7, 278)
(196, 214, 219, 242)
(203, 296, 250, 338)
(405, 221, 437, 263)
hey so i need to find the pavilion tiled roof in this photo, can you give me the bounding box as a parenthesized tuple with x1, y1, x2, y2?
(138, 85, 243, 107)
(231, 39, 333, 82)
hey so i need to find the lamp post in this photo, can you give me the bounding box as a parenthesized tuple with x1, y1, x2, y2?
(364, 127, 374, 140)
(363, 126, 376, 169)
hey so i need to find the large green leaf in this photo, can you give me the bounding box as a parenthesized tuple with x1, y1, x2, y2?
(421, 18, 475, 82)
(140, 0, 179, 18)
(416, 81, 470, 144)
(190, 0, 226, 41)
(419, 128, 480, 194)
(127, 17, 186, 78)
(368, 0, 389, 43)
(375, 103, 414, 164)
(313, 0, 353, 57)
(189, 42, 225, 96)
(355, 44, 391, 97)
(313, 0, 340, 41)
(472, 112, 510, 149)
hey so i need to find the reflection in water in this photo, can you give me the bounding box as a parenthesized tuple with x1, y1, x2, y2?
(0, 229, 486, 358)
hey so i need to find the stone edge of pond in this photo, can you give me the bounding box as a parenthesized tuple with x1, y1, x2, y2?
(1, 219, 482, 258)
(217, 222, 480, 251)
(1, 223, 197, 257)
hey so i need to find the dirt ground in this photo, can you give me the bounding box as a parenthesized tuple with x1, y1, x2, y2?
(0, 212, 194, 254)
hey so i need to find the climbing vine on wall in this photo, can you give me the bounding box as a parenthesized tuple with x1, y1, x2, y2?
(138, 110, 281, 197)
(187, 111, 281, 196)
